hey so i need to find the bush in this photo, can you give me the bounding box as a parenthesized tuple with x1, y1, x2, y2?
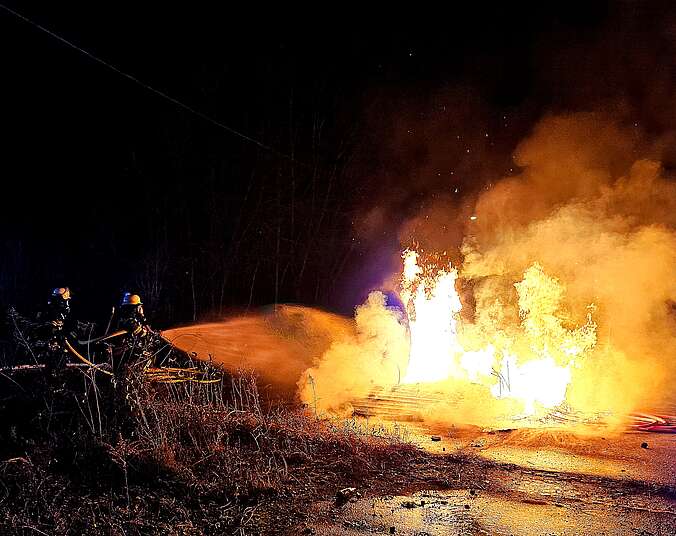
(0, 364, 423, 535)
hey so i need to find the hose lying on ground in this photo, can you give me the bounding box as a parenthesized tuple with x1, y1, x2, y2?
(627, 412, 676, 433)
(144, 366, 222, 384)
(64, 337, 223, 384)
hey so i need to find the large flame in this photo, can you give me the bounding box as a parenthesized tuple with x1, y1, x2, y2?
(399, 249, 597, 417)
(401, 250, 463, 383)
(299, 113, 676, 426)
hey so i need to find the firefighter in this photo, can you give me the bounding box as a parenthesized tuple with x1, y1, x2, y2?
(33, 287, 73, 373)
(113, 292, 155, 375)
(118, 293, 150, 337)
(111, 292, 154, 434)
(45, 286, 72, 322)
(39, 287, 72, 328)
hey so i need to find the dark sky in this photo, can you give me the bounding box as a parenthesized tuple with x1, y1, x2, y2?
(0, 2, 671, 324)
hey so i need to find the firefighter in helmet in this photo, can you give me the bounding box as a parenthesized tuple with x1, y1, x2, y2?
(33, 287, 72, 376)
(36, 287, 72, 348)
(47, 287, 72, 321)
(111, 292, 155, 431)
(118, 292, 149, 338)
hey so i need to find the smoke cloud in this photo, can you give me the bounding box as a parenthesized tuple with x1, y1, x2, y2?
(301, 110, 676, 426)
(461, 112, 676, 416)
(297, 292, 409, 414)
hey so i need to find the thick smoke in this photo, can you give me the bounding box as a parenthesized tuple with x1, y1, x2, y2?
(461, 112, 676, 416)
(297, 292, 409, 415)
(300, 111, 676, 425)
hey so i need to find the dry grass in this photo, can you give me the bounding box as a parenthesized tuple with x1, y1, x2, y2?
(0, 364, 425, 535)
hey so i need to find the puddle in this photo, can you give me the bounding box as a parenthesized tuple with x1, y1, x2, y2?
(313, 488, 676, 535)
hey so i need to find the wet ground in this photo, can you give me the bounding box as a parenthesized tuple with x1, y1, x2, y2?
(313, 483, 675, 535)
(410, 424, 676, 486)
(163, 320, 676, 534)
(299, 423, 676, 535)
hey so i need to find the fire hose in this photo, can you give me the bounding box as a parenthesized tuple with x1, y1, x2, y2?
(0, 360, 222, 384)
(627, 412, 676, 433)
(77, 330, 127, 345)
(64, 338, 113, 376)
(144, 366, 222, 384)
(66, 337, 221, 384)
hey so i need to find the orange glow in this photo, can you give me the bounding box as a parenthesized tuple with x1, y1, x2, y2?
(401, 249, 463, 383)
(298, 112, 676, 429)
(400, 250, 596, 417)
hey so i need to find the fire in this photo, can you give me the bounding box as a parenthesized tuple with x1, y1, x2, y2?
(299, 114, 676, 426)
(401, 250, 463, 383)
(490, 354, 571, 416)
(399, 249, 597, 417)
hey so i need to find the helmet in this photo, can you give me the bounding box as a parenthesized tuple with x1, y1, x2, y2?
(48, 287, 71, 317)
(50, 287, 71, 301)
(121, 292, 142, 306)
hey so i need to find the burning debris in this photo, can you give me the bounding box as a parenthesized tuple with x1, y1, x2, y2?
(398, 250, 597, 417)
(299, 249, 601, 426)
(299, 113, 676, 433)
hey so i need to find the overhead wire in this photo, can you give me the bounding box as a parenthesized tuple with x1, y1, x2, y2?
(0, 3, 307, 167)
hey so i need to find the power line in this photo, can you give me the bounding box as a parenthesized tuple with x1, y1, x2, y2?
(0, 3, 303, 165)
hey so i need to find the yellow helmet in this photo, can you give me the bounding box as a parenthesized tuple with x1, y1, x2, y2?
(121, 292, 143, 306)
(51, 287, 71, 301)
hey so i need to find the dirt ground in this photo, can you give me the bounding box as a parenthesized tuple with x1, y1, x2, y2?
(157, 314, 676, 534)
(300, 423, 676, 536)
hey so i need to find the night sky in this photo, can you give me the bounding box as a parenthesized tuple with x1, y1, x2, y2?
(1, 2, 672, 327)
